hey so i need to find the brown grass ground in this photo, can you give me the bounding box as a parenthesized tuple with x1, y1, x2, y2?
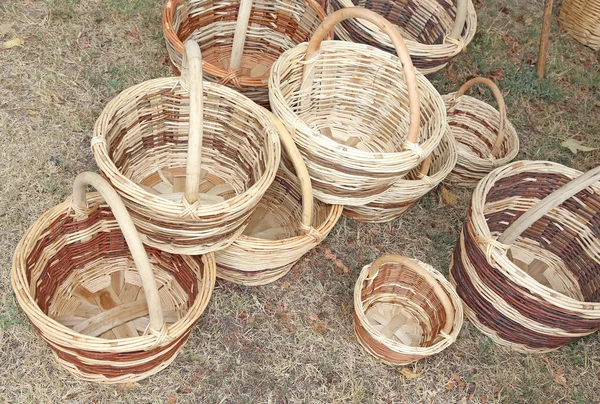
(1, 0, 599, 402)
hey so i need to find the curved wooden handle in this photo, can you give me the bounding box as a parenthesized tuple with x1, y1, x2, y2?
(448, 0, 468, 40)
(181, 40, 204, 204)
(367, 255, 454, 335)
(229, 0, 253, 71)
(265, 110, 313, 228)
(498, 165, 600, 245)
(301, 7, 421, 144)
(456, 77, 506, 158)
(72, 172, 165, 332)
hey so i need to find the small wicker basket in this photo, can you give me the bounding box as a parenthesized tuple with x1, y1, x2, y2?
(162, 0, 331, 107)
(344, 125, 457, 222)
(11, 172, 216, 383)
(328, 0, 478, 74)
(93, 41, 280, 255)
(269, 7, 447, 206)
(450, 161, 600, 353)
(560, 0, 600, 50)
(215, 113, 343, 286)
(354, 255, 463, 365)
(443, 77, 519, 187)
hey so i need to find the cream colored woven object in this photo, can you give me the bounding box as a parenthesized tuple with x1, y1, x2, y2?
(11, 172, 216, 383)
(215, 112, 343, 286)
(269, 7, 446, 206)
(354, 255, 463, 365)
(442, 77, 519, 187)
(329, 0, 477, 74)
(560, 0, 600, 50)
(93, 41, 280, 255)
(344, 125, 457, 222)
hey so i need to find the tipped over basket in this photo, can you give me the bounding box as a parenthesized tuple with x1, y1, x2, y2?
(450, 161, 600, 353)
(93, 41, 280, 255)
(269, 7, 447, 206)
(328, 0, 477, 74)
(443, 77, 519, 187)
(11, 172, 216, 383)
(354, 255, 463, 365)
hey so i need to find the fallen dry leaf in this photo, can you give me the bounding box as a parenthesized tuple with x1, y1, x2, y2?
(440, 186, 457, 205)
(398, 367, 421, 380)
(116, 382, 136, 391)
(2, 36, 24, 49)
(167, 393, 177, 404)
(553, 369, 568, 389)
(335, 259, 350, 274)
(561, 139, 597, 154)
(323, 248, 336, 261)
(0, 23, 15, 36)
(280, 281, 291, 289)
(446, 373, 466, 391)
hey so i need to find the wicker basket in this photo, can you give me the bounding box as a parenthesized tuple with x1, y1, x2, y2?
(560, 0, 600, 50)
(269, 7, 446, 206)
(215, 113, 343, 286)
(11, 172, 216, 383)
(354, 255, 463, 365)
(450, 161, 600, 353)
(162, 0, 331, 108)
(328, 0, 477, 74)
(93, 41, 280, 255)
(442, 77, 519, 187)
(344, 125, 457, 222)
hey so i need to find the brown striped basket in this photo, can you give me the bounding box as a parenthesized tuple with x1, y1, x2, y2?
(450, 161, 600, 353)
(11, 172, 216, 383)
(93, 41, 280, 255)
(215, 112, 343, 286)
(328, 0, 477, 74)
(560, 0, 600, 50)
(354, 255, 463, 365)
(162, 0, 331, 108)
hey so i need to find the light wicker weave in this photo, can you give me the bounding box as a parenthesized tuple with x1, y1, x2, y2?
(270, 7, 446, 206)
(443, 77, 519, 187)
(162, 0, 331, 107)
(560, 0, 600, 50)
(93, 41, 280, 255)
(354, 255, 463, 365)
(450, 161, 600, 353)
(344, 125, 457, 222)
(215, 112, 343, 286)
(11, 172, 216, 383)
(328, 0, 477, 74)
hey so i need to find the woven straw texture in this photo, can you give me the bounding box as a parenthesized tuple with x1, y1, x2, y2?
(354, 255, 463, 365)
(328, 0, 477, 74)
(344, 125, 457, 222)
(270, 8, 447, 206)
(11, 173, 216, 383)
(450, 161, 600, 353)
(93, 42, 280, 255)
(560, 0, 600, 50)
(163, 0, 330, 107)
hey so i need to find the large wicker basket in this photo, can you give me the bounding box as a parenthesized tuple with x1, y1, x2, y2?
(162, 0, 331, 107)
(328, 0, 477, 74)
(450, 161, 600, 353)
(93, 41, 280, 255)
(269, 7, 446, 206)
(215, 112, 343, 286)
(443, 77, 519, 187)
(344, 125, 457, 222)
(11, 172, 216, 383)
(354, 255, 463, 365)
(560, 0, 600, 50)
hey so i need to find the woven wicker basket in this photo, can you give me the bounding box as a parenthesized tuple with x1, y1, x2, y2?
(450, 161, 600, 353)
(269, 7, 446, 206)
(93, 41, 280, 255)
(328, 0, 477, 74)
(354, 255, 463, 365)
(344, 125, 457, 222)
(443, 77, 519, 187)
(215, 112, 343, 286)
(560, 0, 600, 50)
(163, 0, 330, 108)
(11, 172, 216, 383)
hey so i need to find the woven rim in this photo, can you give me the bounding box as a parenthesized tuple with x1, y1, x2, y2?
(559, 0, 600, 50)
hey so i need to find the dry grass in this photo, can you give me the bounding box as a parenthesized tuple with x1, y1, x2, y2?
(1, 0, 599, 402)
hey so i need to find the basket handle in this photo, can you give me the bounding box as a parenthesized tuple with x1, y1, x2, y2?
(181, 40, 204, 204)
(229, 0, 253, 72)
(498, 165, 600, 245)
(367, 255, 454, 335)
(455, 77, 506, 158)
(72, 172, 165, 333)
(301, 7, 421, 145)
(448, 0, 468, 40)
